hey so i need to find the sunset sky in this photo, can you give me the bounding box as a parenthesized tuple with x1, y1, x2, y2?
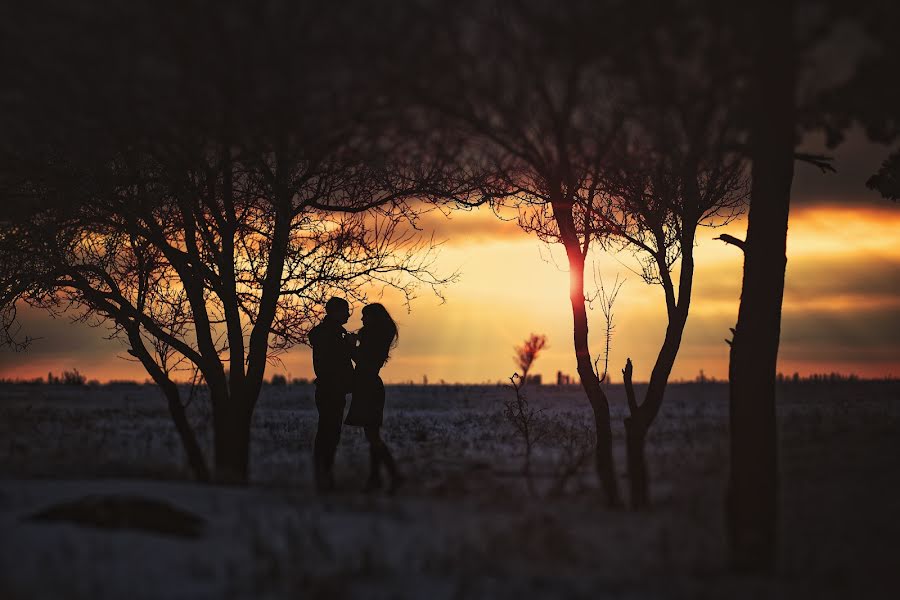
(1, 130, 898, 383)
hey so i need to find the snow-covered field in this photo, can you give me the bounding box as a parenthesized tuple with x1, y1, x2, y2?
(1, 381, 898, 599)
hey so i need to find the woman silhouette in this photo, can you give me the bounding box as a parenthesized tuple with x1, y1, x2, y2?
(344, 303, 403, 492)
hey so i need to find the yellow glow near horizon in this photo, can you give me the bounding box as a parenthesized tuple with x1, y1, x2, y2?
(2, 203, 898, 383)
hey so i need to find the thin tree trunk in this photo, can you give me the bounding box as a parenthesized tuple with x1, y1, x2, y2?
(164, 386, 211, 483)
(581, 323, 622, 509)
(623, 309, 689, 508)
(126, 329, 211, 482)
(621, 214, 695, 509)
(554, 200, 622, 508)
(727, 0, 795, 573)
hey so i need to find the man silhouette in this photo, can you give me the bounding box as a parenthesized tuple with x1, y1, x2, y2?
(308, 297, 354, 492)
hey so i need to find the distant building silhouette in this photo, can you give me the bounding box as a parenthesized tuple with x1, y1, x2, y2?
(556, 371, 573, 386)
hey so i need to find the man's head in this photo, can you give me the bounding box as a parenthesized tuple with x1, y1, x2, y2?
(324, 297, 350, 325)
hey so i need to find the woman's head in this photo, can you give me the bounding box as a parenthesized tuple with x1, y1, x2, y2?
(361, 303, 398, 355)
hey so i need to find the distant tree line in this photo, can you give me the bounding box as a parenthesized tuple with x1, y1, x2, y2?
(2, 370, 886, 386)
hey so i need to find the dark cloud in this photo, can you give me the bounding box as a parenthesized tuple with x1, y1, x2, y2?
(0, 305, 126, 370)
(673, 305, 900, 370)
(780, 307, 900, 352)
(691, 251, 900, 303)
(785, 256, 900, 298)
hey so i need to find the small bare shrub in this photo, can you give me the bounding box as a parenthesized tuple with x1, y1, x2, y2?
(61, 369, 86, 386)
(504, 377, 594, 498)
(547, 420, 595, 496)
(504, 373, 546, 496)
(589, 273, 624, 384)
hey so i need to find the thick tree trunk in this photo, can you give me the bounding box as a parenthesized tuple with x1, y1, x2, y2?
(727, 0, 795, 574)
(213, 397, 253, 484)
(207, 173, 289, 485)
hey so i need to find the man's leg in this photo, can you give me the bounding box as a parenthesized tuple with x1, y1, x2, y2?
(322, 396, 345, 473)
(313, 389, 345, 491)
(313, 390, 325, 489)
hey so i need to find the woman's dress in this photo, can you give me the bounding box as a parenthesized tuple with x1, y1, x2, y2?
(344, 334, 388, 428)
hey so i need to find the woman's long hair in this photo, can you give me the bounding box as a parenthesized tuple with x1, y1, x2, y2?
(361, 303, 398, 360)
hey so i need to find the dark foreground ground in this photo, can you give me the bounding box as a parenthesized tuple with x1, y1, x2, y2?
(1, 381, 898, 599)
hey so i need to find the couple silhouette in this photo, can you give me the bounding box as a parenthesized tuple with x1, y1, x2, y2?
(309, 297, 402, 494)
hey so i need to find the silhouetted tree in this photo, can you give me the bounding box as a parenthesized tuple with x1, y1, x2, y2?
(415, 1, 750, 509)
(0, 1, 453, 483)
(407, 0, 665, 507)
(607, 13, 747, 508)
(720, 0, 899, 573)
(722, 0, 796, 571)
